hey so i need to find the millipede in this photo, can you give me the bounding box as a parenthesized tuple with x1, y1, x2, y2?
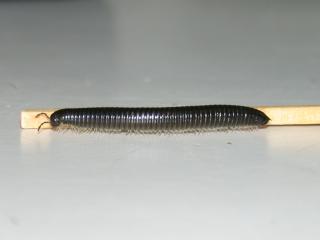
(34, 105, 270, 133)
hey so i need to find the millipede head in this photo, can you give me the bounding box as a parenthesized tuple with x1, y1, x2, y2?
(50, 109, 65, 127)
(50, 111, 62, 127)
(35, 111, 62, 132)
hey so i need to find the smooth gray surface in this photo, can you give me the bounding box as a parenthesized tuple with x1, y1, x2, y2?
(1, 0, 320, 239)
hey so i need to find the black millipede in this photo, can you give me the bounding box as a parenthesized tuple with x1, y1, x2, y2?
(35, 105, 270, 133)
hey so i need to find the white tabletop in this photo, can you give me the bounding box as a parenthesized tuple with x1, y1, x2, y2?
(1, 0, 320, 239)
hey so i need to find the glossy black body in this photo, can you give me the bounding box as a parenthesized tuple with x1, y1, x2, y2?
(50, 105, 270, 132)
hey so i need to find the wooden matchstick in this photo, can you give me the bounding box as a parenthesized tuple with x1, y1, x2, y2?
(20, 105, 320, 129)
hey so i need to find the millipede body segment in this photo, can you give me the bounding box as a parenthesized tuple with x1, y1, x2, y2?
(38, 105, 270, 133)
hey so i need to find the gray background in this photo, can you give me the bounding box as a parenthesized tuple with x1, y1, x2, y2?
(1, 0, 320, 239)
